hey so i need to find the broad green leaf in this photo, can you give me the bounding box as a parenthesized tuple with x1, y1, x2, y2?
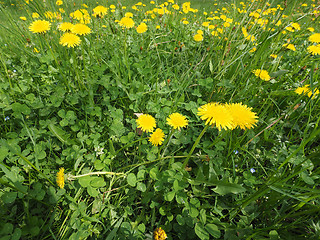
(90, 177, 106, 188)
(1, 191, 17, 204)
(205, 224, 221, 238)
(213, 182, 246, 195)
(127, 173, 137, 187)
(195, 223, 209, 240)
(136, 182, 146, 192)
(164, 191, 175, 202)
(78, 176, 92, 188)
(270, 69, 289, 78)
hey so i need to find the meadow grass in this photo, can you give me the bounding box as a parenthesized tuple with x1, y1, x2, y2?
(0, 0, 320, 239)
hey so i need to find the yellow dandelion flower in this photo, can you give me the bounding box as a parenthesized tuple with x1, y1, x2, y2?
(125, 12, 133, 18)
(119, 16, 135, 29)
(252, 69, 271, 81)
(154, 227, 167, 240)
(227, 103, 258, 130)
(71, 23, 91, 35)
(149, 128, 165, 146)
(193, 33, 203, 42)
(58, 22, 74, 32)
(166, 113, 188, 130)
(20, 16, 27, 21)
(32, 12, 39, 18)
(182, 20, 189, 24)
(93, 5, 108, 17)
(59, 33, 81, 48)
(136, 22, 148, 33)
(197, 103, 234, 131)
(56, 0, 63, 5)
(283, 43, 296, 51)
(136, 114, 156, 133)
(56, 168, 65, 189)
(307, 27, 314, 32)
(307, 88, 319, 98)
(307, 44, 320, 55)
(309, 33, 320, 43)
(270, 54, 278, 58)
(295, 85, 310, 95)
(29, 20, 51, 34)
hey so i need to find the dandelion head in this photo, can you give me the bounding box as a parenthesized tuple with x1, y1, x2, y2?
(136, 114, 156, 133)
(295, 85, 310, 95)
(252, 69, 271, 81)
(29, 20, 51, 34)
(119, 16, 135, 28)
(58, 22, 74, 32)
(227, 103, 258, 130)
(149, 128, 165, 146)
(153, 227, 167, 240)
(59, 33, 81, 48)
(197, 103, 233, 131)
(71, 23, 91, 35)
(166, 113, 188, 130)
(307, 44, 320, 55)
(136, 22, 148, 33)
(193, 33, 203, 42)
(56, 168, 65, 189)
(93, 5, 108, 17)
(308, 33, 320, 43)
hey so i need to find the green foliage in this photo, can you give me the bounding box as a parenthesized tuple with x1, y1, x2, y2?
(0, 0, 320, 239)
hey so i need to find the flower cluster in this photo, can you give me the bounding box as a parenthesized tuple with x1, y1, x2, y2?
(295, 85, 319, 98)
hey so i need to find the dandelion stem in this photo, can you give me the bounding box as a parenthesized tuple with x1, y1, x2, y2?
(182, 125, 209, 169)
(68, 171, 125, 180)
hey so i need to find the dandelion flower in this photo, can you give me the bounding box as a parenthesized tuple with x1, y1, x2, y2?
(308, 33, 320, 43)
(193, 33, 203, 42)
(58, 22, 74, 32)
(20, 16, 27, 21)
(252, 69, 271, 81)
(93, 5, 108, 17)
(119, 16, 135, 29)
(283, 43, 296, 51)
(149, 128, 165, 146)
(32, 12, 40, 18)
(295, 85, 310, 95)
(56, 168, 65, 189)
(56, 0, 63, 5)
(136, 22, 147, 33)
(166, 113, 188, 130)
(59, 33, 81, 48)
(197, 103, 234, 131)
(227, 103, 258, 130)
(29, 20, 51, 34)
(71, 23, 91, 35)
(307, 88, 319, 98)
(307, 44, 320, 55)
(136, 114, 156, 132)
(154, 227, 167, 240)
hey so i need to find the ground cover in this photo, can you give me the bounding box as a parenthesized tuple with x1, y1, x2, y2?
(0, 0, 320, 239)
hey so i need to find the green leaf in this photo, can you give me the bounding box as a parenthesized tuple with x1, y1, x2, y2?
(11, 102, 30, 115)
(127, 173, 137, 187)
(301, 172, 314, 185)
(87, 185, 99, 197)
(1, 191, 17, 204)
(0, 145, 9, 162)
(78, 176, 92, 188)
(205, 224, 220, 238)
(213, 182, 246, 195)
(136, 182, 146, 192)
(195, 223, 209, 240)
(48, 123, 74, 145)
(90, 177, 106, 188)
(12, 228, 22, 240)
(164, 191, 175, 202)
(270, 69, 289, 78)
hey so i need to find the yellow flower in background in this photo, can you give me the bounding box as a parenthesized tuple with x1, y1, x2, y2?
(193, 33, 203, 42)
(309, 33, 320, 43)
(20, 16, 27, 21)
(149, 128, 165, 146)
(125, 12, 134, 18)
(58, 22, 74, 32)
(33, 47, 40, 53)
(71, 23, 91, 35)
(56, 0, 63, 5)
(182, 20, 189, 24)
(166, 113, 188, 130)
(110, 5, 116, 9)
(307, 44, 320, 55)
(93, 5, 108, 17)
(154, 227, 167, 240)
(56, 168, 65, 189)
(270, 54, 278, 58)
(252, 69, 271, 81)
(291, 22, 300, 30)
(307, 27, 314, 32)
(29, 20, 51, 33)
(32, 12, 39, 18)
(197, 30, 203, 35)
(197, 103, 234, 131)
(136, 114, 156, 133)
(307, 88, 319, 98)
(59, 33, 81, 48)
(119, 16, 135, 28)
(136, 22, 147, 33)
(249, 47, 257, 53)
(283, 43, 296, 51)
(227, 103, 258, 130)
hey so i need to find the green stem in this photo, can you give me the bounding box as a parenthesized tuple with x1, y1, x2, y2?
(182, 125, 210, 169)
(68, 171, 125, 180)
